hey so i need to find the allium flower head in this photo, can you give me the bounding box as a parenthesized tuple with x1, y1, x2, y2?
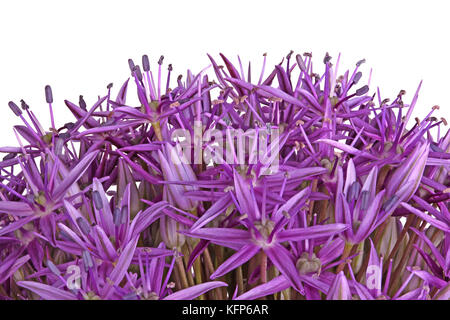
(0, 51, 448, 301)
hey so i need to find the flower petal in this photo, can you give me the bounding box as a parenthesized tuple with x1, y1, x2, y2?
(163, 281, 227, 300)
(210, 244, 259, 279)
(235, 275, 290, 300)
(276, 223, 348, 242)
(18, 281, 77, 300)
(264, 244, 304, 294)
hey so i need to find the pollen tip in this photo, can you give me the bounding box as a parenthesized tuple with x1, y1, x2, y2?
(92, 190, 103, 210)
(8, 101, 22, 116)
(142, 54, 150, 72)
(45, 85, 53, 103)
(133, 65, 143, 82)
(355, 85, 369, 96)
(128, 58, 135, 72)
(20, 99, 29, 110)
(79, 95, 87, 110)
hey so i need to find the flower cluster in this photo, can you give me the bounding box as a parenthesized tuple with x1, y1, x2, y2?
(0, 52, 448, 300)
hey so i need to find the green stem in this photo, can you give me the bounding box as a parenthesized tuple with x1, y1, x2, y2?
(175, 256, 189, 289)
(337, 242, 353, 273)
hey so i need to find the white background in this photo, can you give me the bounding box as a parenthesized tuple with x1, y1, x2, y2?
(0, 0, 448, 145)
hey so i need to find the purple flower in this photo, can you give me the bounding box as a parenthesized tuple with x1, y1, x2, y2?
(0, 52, 447, 301)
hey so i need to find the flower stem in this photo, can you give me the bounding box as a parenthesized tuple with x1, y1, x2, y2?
(236, 265, 244, 296)
(151, 121, 163, 141)
(203, 247, 223, 300)
(260, 251, 267, 284)
(389, 218, 425, 296)
(175, 256, 189, 289)
(181, 245, 195, 288)
(383, 214, 415, 274)
(336, 242, 353, 273)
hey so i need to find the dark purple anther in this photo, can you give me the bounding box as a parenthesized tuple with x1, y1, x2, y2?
(360, 190, 370, 210)
(353, 72, 362, 84)
(3, 153, 16, 161)
(142, 54, 150, 72)
(356, 59, 366, 67)
(286, 50, 293, 60)
(64, 122, 75, 130)
(46, 260, 61, 276)
(8, 101, 22, 116)
(92, 190, 103, 210)
(123, 292, 139, 300)
(45, 85, 53, 103)
(113, 207, 122, 226)
(382, 195, 399, 212)
(430, 144, 444, 152)
(76, 217, 91, 236)
(128, 59, 135, 72)
(107, 83, 113, 90)
(356, 85, 369, 96)
(20, 99, 29, 110)
(79, 95, 87, 110)
(58, 132, 70, 140)
(323, 52, 332, 64)
(158, 55, 164, 65)
(82, 250, 93, 271)
(59, 229, 73, 242)
(296, 54, 307, 73)
(121, 205, 128, 224)
(347, 181, 361, 202)
(168, 64, 173, 71)
(134, 65, 143, 82)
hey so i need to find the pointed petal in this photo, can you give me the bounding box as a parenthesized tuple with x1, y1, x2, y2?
(386, 143, 429, 199)
(0, 215, 38, 236)
(264, 243, 304, 294)
(315, 139, 378, 160)
(103, 236, 139, 299)
(401, 202, 450, 232)
(92, 225, 118, 261)
(326, 272, 352, 300)
(115, 79, 130, 105)
(92, 178, 115, 235)
(211, 244, 259, 279)
(18, 281, 77, 300)
(0, 201, 34, 217)
(235, 275, 290, 300)
(52, 150, 99, 201)
(191, 193, 232, 231)
(163, 281, 227, 300)
(354, 190, 385, 241)
(182, 228, 251, 245)
(434, 283, 450, 300)
(131, 201, 170, 239)
(233, 169, 256, 218)
(273, 187, 310, 221)
(409, 268, 447, 289)
(276, 223, 348, 242)
(257, 85, 305, 108)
